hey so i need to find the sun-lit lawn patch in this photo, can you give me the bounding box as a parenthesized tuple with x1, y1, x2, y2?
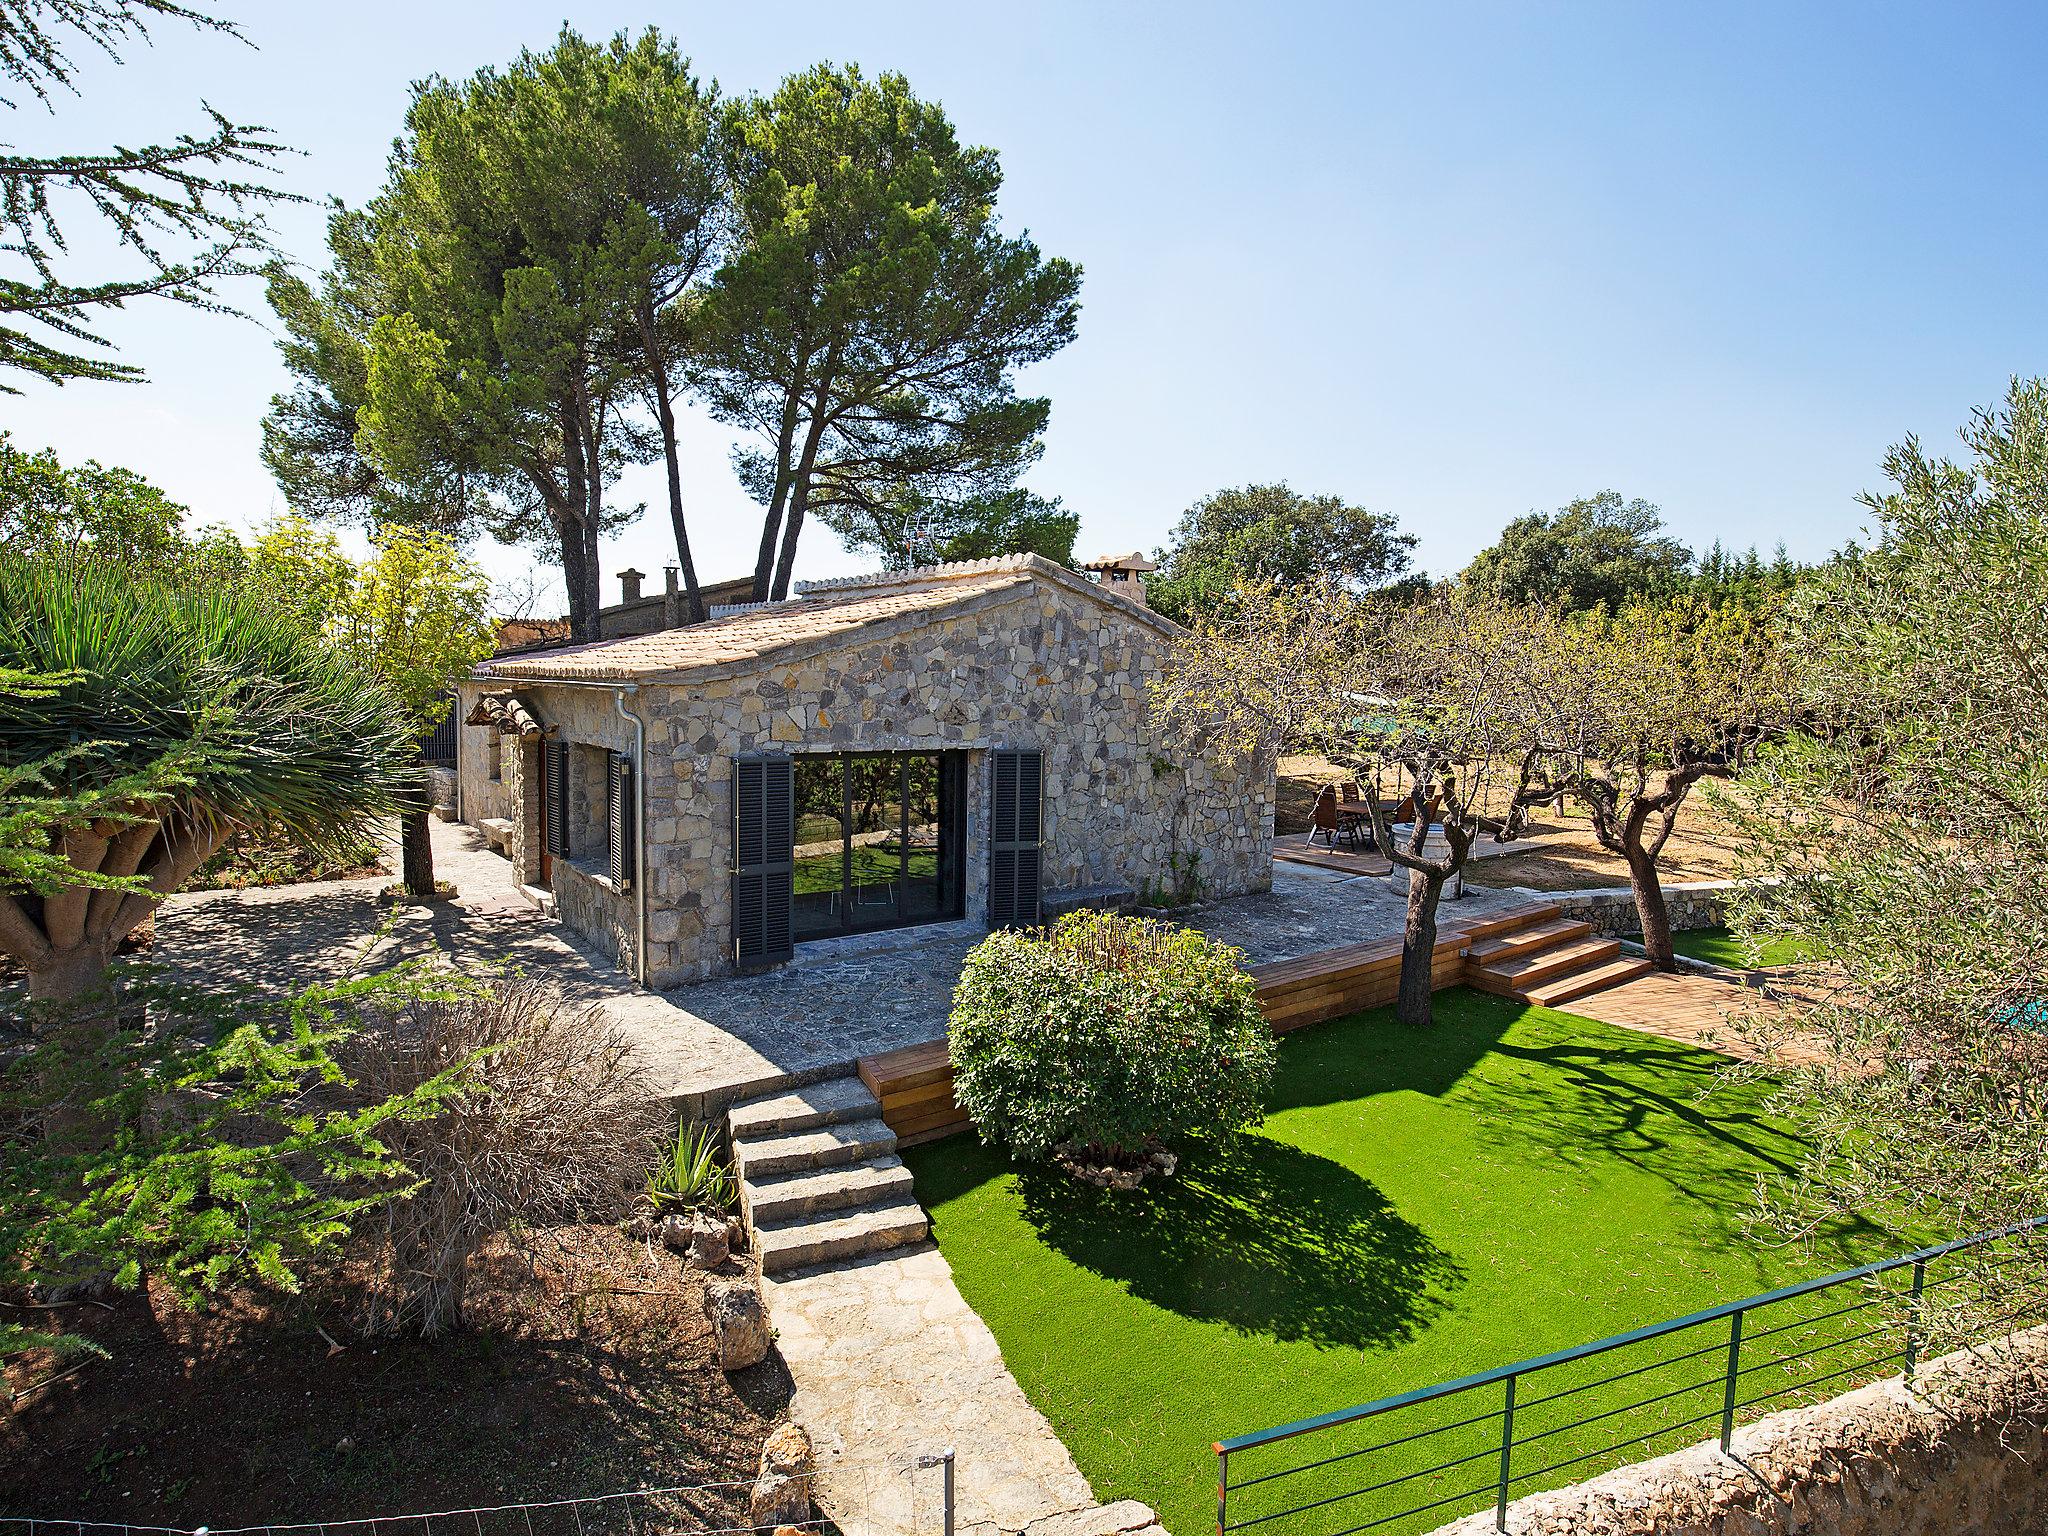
(906, 989, 1890, 1536)
(1665, 925, 1812, 969)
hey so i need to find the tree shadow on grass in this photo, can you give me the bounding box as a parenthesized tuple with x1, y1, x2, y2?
(1015, 1135, 1465, 1350)
(1455, 1028, 1891, 1273)
(1264, 991, 1520, 1112)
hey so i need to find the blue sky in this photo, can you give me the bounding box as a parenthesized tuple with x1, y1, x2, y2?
(7, 2, 2046, 606)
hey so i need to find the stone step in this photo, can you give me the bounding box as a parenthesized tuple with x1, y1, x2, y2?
(742, 1154, 915, 1227)
(727, 1075, 882, 1139)
(1470, 934, 1623, 992)
(1465, 916, 1593, 966)
(732, 1117, 897, 1180)
(753, 1192, 929, 1275)
(1523, 956, 1655, 1008)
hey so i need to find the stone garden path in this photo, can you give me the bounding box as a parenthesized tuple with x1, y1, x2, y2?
(764, 1244, 1156, 1536)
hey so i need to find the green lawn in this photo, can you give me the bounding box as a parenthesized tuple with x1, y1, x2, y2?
(1664, 925, 1812, 968)
(906, 990, 1891, 1536)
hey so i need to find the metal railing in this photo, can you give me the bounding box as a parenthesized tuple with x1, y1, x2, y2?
(1214, 1217, 2048, 1536)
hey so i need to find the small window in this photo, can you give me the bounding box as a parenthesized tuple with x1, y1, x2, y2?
(487, 734, 503, 782)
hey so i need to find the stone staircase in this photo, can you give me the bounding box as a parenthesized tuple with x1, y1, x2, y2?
(1464, 906, 1653, 1005)
(727, 1075, 929, 1276)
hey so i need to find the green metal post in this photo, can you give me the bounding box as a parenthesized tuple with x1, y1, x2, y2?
(1720, 1309, 1745, 1452)
(1904, 1258, 1928, 1384)
(1215, 1444, 1228, 1536)
(1495, 1374, 1517, 1531)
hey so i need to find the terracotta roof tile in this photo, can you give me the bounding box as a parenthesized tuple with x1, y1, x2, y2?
(479, 570, 1037, 682)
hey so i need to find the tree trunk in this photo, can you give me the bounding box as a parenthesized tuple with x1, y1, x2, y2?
(28, 936, 123, 1217)
(771, 477, 810, 601)
(658, 404, 707, 624)
(401, 776, 436, 897)
(641, 308, 708, 624)
(769, 361, 837, 602)
(559, 390, 598, 641)
(558, 514, 591, 641)
(1397, 864, 1445, 1027)
(1625, 841, 1676, 970)
(26, 938, 116, 1009)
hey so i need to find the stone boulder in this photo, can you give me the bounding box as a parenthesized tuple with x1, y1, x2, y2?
(749, 1422, 814, 1530)
(685, 1215, 730, 1270)
(702, 1275, 770, 1371)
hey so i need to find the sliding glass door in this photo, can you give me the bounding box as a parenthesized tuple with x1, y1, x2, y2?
(791, 752, 965, 943)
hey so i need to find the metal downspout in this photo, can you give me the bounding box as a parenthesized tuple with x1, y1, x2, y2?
(614, 685, 649, 987)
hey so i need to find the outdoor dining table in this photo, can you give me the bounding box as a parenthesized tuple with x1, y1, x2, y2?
(1333, 798, 1379, 845)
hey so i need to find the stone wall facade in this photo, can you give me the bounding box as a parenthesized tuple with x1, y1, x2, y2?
(458, 572, 1274, 987)
(1542, 880, 1734, 937)
(1430, 1328, 2048, 1536)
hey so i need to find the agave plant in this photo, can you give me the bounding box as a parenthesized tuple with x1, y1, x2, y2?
(646, 1120, 734, 1214)
(0, 552, 419, 1006)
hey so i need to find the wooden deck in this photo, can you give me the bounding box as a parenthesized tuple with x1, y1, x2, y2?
(858, 902, 1572, 1146)
(857, 1038, 971, 1148)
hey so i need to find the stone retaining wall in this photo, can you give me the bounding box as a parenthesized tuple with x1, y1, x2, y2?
(1430, 1327, 2048, 1536)
(1542, 880, 1734, 937)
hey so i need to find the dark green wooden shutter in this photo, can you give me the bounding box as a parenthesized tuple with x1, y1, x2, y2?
(544, 738, 570, 858)
(732, 755, 793, 968)
(607, 751, 635, 889)
(989, 748, 1043, 927)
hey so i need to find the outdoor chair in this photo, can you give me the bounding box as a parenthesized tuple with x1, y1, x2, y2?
(1306, 785, 1343, 849)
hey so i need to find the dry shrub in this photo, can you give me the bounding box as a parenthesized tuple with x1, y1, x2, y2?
(341, 977, 664, 1336)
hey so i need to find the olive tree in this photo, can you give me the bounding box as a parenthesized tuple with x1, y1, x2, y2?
(1157, 583, 1552, 1025)
(1726, 378, 2048, 1311)
(1529, 596, 1791, 968)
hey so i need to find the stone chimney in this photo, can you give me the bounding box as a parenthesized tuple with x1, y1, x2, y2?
(662, 566, 682, 628)
(618, 567, 645, 604)
(1078, 552, 1160, 609)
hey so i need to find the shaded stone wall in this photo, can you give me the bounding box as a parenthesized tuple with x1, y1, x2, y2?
(554, 857, 634, 976)
(454, 704, 513, 826)
(1546, 880, 1733, 937)
(1429, 1328, 2048, 1536)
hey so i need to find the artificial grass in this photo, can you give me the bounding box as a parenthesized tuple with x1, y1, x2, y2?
(906, 990, 1890, 1536)
(1664, 925, 1811, 968)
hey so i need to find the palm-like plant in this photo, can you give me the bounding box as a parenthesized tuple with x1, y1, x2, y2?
(0, 553, 419, 1004)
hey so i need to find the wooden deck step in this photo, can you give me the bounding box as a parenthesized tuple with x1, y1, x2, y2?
(1523, 956, 1655, 1008)
(1465, 916, 1593, 966)
(1444, 903, 1562, 944)
(860, 1040, 971, 1145)
(1469, 935, 1623, 995)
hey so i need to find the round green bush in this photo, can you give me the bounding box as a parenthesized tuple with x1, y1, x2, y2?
(947, 910, 1276, 1164)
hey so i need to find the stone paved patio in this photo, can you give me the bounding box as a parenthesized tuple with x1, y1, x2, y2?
(654, 859, 1531, 1106)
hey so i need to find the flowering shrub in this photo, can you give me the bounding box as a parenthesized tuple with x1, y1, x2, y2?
(948, 910, 1275, 1164)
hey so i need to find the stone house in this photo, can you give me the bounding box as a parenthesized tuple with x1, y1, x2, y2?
(453, 554, 1274, 987)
